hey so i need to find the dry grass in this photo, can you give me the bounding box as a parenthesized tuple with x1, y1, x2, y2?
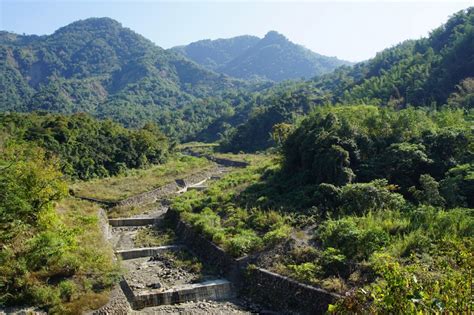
(134, 223, 177, 247)
(55, 198, 120, 314)
(212, 152, 271, 165)
(107, 201, 160, 218)
(71, 155, 213, 202)
(63, 291, 110, 315)
(177, 142, 218, 150)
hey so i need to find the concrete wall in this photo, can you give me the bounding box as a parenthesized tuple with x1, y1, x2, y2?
(167, 210, 340, 314)
(77, 167, 220, 208)
(167, 210, 238, 276)
(244, 267, 340, 315)
(116, 168, 221, 207)
(98, 208, 112, 240)
(133, 280, 234, 309)
(116, 246, 182, 260)
(108, 217, 158, 227)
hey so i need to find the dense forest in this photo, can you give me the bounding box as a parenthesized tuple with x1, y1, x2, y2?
(0, 18, 273, 139)
(173, 31, 350, 81)
(172, 105, 473, 313)
(0, 112, 169, 179)
(218, 7, 474, 152)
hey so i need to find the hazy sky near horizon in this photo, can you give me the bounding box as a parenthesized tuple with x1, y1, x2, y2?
(0, 1, 471, 62)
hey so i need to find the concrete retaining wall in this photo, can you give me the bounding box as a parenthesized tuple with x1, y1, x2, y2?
(184, 150, 249, 168)
(133, 280, 234, 309)
(167, 210, 238, 276)
(116, 246, 182, 260)
(244, 267, 340, 315)
(167, 210, 340, 314)
(98, 208, 112, 240)
(76, 196, 116, 207)
(108, 217, 158, 227)
(76, 167, 220, 208)
(115, 168, 221, 207)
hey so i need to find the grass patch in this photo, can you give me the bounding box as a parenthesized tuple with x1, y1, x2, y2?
(107, 201, 160, 219)
(55, 198, 121, 314)
(170, 155, 293, 257)
(71, 154, 213, 202)
(134, 220, 177, 247)
(177, 142, 219, 150)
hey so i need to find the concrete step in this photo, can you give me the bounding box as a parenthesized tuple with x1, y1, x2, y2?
(116, 245, 183, 260)
(131, 279, 235, 309)
(108, 217, 160, 227)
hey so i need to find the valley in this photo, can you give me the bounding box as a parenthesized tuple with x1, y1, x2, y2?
(91, 152, 264, 314)
(0, 5, 473, 315)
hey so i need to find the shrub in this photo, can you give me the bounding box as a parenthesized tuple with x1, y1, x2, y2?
(320, 247, 348, 277)
(263, 224, 291, 245)
(318, 217, 390, 260)
(409, 174, 445, 206)
(339, 179, 406, 216)
(286, 262, 321, 283)
(224, 229, 263, 257)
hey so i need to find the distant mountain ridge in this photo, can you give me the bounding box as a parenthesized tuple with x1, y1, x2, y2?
(0, 17, 253, 138)
(172, 31, 351, 81)
(172, 35, 260, 71)
(211, 8, 474, 152)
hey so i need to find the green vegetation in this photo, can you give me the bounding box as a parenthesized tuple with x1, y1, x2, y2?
(0, 142, 119, 313)
(219, 8, 474, 152)
(174, 31, 350, 82)
(171, 155, 292, 257)
(315, 8, 474, 108)
(172, 105, 473, 313)
(0, 112, 169, 180)
(0, 17, 259, 140)
(258, 107, 472, 312)
(1, 7, 473, 314)
(172, 35, 260, 71)
(72, 154, 212, 202)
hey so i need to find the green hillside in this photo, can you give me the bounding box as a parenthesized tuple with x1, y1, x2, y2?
(219, 8, 474, 152)
(0, 18, 251, 139)
(173, 31, 351, 82)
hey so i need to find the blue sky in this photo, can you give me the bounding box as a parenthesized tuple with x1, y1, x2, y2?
(0, 1, 471, 62)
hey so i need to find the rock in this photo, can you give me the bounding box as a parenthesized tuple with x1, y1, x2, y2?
(147, 282, 162, 289)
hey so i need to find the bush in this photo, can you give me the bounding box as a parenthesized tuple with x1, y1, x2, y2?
(286, 262, 321, 283)
(0, 143, 119, 312)
(320, 247, 348, 277)
(263, 224, 291, 245)
(318, 217, 390, 260)
(339, 179, 406, 216)
(224, 229, 263, 257)
(409, 174, 445, 206)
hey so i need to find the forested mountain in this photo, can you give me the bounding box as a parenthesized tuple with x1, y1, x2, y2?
(314, 8, 474, 108)
(0, 17, 263, 139)
(172, 35, 260, 71)
(218, 8, 474, 152)
(173, 31, 351, 81)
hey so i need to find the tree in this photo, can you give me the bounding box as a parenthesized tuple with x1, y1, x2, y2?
(409, 174, 445, 206)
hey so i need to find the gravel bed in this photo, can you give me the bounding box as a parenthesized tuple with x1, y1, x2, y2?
(122, 250, 215, 293)
(132, 299, 262, 314)
(112, 226, 150, 250)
